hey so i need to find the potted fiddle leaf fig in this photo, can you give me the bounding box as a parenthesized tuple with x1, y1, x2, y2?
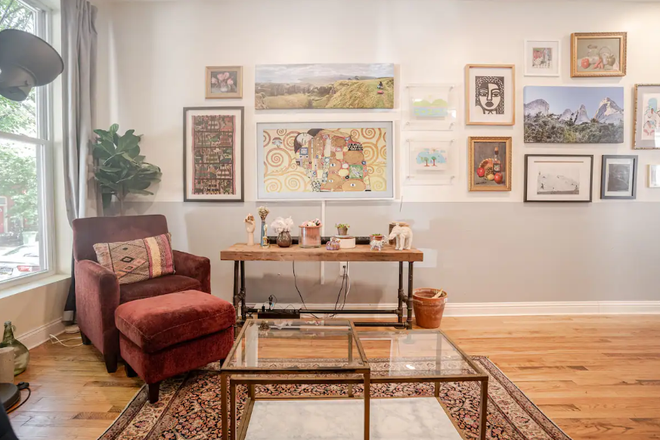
(92, 124, 162, 216)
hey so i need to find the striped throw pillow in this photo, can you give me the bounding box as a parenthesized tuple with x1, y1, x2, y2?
(93, 233, 175, 284)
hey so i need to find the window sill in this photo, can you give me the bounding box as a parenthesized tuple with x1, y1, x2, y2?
(0, 273, 70, 300)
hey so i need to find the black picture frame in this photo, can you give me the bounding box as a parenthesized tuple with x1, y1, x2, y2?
(183, 106, 244, 202)
(600, 155, 638, 200)
(524, 154, 594, 202)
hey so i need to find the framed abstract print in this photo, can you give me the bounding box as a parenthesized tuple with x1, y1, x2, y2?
(524, 40, 560, 77)
(633, 84, 660, 149)
(183, 107, 244, 202)
(205, 66, 243, 99)
(524, 155, 593, 203)
(465, 64, 515, 126)
(601, 155, 637, 200)
(256, 121, 394, 200)
(404, 139, 455, 186)
(571, 32, 627, 78)
(468, 137, 512, 192)
(404, 84, 457, 131)
(649, 165, 660, 188)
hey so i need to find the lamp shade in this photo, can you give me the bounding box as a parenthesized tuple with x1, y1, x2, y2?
(0, 29, 63, 101)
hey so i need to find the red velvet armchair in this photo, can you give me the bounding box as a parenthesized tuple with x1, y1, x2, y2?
(72, 214, 211, 373)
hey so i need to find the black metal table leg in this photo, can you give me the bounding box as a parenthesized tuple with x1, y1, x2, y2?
(240, 261, 246, 322)
(233, 261, 239, 322)
(407, 262, 414, 329)
(397, 262, 404, 324)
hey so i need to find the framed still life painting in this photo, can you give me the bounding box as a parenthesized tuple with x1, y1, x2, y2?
(524, 40, 560, 77)
(465, 64, 515, 126)
(183, 107, 244, 202)
(571, 32, 627, 78)
(256, 121, 394, 200)
(205, 66, 243, 99)
(405, 139, 455, 185)
(601, 155, 637, 200)
(633, 84, 660, 149)
(524, 155, 593, 202)
(468, 137, 512, 192)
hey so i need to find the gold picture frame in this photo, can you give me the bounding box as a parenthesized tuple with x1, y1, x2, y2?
(465, 64, 515, 126)
(570, 32, 627, 78)
(468, 136, 512, 192)
(206, 66, 243, 99)
(632, 84, 660, 150)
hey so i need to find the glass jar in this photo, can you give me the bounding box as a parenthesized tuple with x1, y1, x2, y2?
(300, 226, 321, 248)
(0, 321, 29, 376)
(276, 231, 292, 248)
(260, 221, 269, 248)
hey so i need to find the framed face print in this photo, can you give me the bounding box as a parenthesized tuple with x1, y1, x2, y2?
(571, 32, 627, 78)
(601, 155, 637, 200)
(465, 64, 515, 126)
(633, 84, 660, 149)
(524, 40, 560, 77)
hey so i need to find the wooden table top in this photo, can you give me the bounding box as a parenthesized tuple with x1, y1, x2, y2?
(220, 244, 424, 262)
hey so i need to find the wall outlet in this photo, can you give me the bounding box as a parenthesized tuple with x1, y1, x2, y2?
(340, 261, 349, 276)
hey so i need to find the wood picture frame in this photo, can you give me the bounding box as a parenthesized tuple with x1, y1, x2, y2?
(468, 136, 512, 192)
(571, 32, 627, 78)
(465, 64, 515, 126)
(524, 154, 594, 203)
(183, 107, 244, 202)
(601, 155, 638, 200)
(205, 66, 243, 99)
(632, 84, 660, 150)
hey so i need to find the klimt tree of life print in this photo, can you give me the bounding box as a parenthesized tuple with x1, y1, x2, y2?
(257, 123, 393, 200)
(192, 115, 236, 195)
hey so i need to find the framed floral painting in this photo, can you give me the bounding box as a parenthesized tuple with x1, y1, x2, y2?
(465, 64, 515, 126)
(205, 66, 243, 99)
(571, 32, 627, 78)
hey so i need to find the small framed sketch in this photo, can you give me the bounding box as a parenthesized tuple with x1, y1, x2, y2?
(633, 84, 660, 149)
(524, 40, 560, 77)
(601, 155, 637, 200)
(571, 32, 627, 78)
(205, 66, 243, 99)
(649, 165, 660, 188)
(404, 84, 457, 131)
(468, 137, 512, 192)
(183, 107, 244, 202)
(465, 64, 515, 126)
(524, 155, 593, 202)
(405, 139, 455, 185)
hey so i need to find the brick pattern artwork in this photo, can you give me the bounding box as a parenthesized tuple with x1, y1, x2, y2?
(192, 115, 236, 195)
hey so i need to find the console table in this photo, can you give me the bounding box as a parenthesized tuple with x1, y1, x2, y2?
(220, 244, 424, 329)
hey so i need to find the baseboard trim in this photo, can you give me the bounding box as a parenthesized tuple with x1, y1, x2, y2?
(17, 318, 65, 349)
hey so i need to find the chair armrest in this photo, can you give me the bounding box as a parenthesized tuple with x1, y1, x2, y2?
(173, 250, 211, 293)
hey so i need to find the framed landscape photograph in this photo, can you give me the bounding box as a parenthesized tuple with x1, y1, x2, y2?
(524, 155, 593, 202)
(601, 155, 637, 200)
(649, 165, 660, 188)
(256, 121, 394, 200)
(468, 136, 512, 192)
(465, 64, 515, 126)
(183, 107, 244, 202)
(205, 66, 243, 99)
(524, 86, 624, 144)
(524, 39, 560, 77)
(633, 84, 660, 149)
(571, 32, 627, 78)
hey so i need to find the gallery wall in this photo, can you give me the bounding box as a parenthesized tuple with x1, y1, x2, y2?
(91, 0, 660, 307)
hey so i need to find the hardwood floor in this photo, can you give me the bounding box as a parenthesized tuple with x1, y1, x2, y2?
(6, 315, 660, 439)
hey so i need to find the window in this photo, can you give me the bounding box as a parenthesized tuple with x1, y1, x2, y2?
(0, 0, 53, 286)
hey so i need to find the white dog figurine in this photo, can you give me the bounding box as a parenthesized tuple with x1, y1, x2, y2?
(388, 223, 413, 251)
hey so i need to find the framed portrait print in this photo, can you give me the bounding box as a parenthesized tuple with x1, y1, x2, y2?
(633, 84, 660, 149)
(524, 40, 560, 77)
(601, 155, 637, 200)
(524, 155, 593, 202)
(468, 136, 512, 192)
(183, 107, 244, 202)
(649, 165, 660, 188)
(205, 66, 243, 99)
(465, 64, 515, 126)
(571, 32, 627, 78)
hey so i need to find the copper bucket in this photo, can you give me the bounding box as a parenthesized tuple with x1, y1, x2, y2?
(413, 288, 447, 329)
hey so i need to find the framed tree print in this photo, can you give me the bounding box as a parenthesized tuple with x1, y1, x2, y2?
(524, 155, 593, 202)
(468, 136, 512, 192)
(183, 107, 244, 202)
(465, 64, 515, 125)
(601, 155, 637, 200)
(571, 32, 627, 78)
(633, 84, 660, 149)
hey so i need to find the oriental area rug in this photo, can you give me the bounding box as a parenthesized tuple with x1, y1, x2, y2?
(99, 357, 571, 440)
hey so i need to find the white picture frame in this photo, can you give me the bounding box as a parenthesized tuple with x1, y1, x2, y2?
(649, 164, 660, 188)
(404, 84, 458, 131)
(404, 139, 456, 186)
(524, 39, 561, 77)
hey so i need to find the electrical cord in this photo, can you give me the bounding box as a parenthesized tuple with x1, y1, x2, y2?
(49, 333, 83, 347)
(6, 383, 31, 414)
(293, 261, 351, 318)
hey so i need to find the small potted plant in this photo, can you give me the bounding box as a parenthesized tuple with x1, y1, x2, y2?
(370, 233, 384, 251)
(370, 232, 384, 241)
(300, 219, 322, 248)
(270, 217, 294, 248)
(335, 223, 350, 236)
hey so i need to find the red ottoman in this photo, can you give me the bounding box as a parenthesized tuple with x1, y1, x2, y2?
(115, 290, 235, 403)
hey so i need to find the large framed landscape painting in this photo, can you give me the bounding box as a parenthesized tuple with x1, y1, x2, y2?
(468, 137, 512, 192)
(633, 84, 660, 149)
(255, 63, 394, 109)
(524, 155, 594, 202)
(465, 64, 515, 126)
(256, 122, 394, 200)
(524, 86, 624, 144)
(571, 32, 627, 78)
(183, 107, 244, 202)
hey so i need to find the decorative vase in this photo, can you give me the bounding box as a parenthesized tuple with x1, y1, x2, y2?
(300, 225, 321, 248)
(277, 231, 292, 248)
(260, 221, 269, 248)
(0, 321, 29, 376)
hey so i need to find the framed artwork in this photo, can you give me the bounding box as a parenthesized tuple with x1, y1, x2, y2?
(404, 84, 457, 131)
(465, 64, 515, 126)
(524, 155, 593, 202)
(633, 84, 660, 149)
(601, 155, 637, 200)
(405, 139, 455, 186)
(524, 39, 560, 77)
(205, 66, 243, 99)
(571, 32, 627, 78)
(255, 63, 394, 109)
(649, 165, 660, 188)
(524, 86, 624, 144)
(468, 137, 512, 192)
(183, 107, 244, 202)
(256, 121, 394, 200)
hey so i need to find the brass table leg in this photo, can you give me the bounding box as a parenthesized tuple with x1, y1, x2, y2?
(221, 373, 228, 440)
(434, 381, 440, 398)
(364, 371, 370, 440)
(480, 377, 489, 440)
(230, 379, 237, 440)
